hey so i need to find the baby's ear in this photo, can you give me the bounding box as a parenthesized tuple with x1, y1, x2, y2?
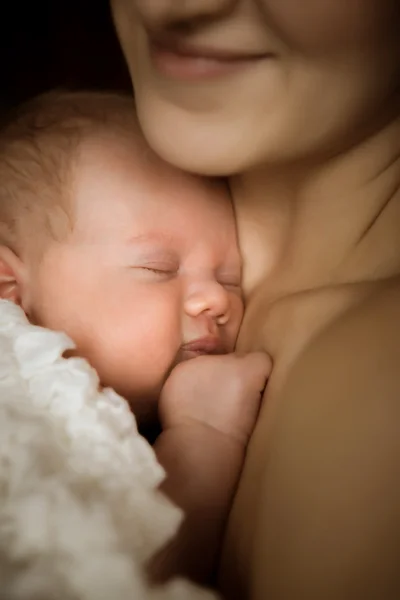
(0, 246, 26, 305)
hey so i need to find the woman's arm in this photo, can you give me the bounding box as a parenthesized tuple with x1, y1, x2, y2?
(245, 282, 400, 599)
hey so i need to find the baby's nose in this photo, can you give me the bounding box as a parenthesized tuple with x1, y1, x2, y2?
(184, 280, 230, 325)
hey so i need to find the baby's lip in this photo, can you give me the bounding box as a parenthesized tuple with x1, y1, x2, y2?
(180, 336, 226, 356)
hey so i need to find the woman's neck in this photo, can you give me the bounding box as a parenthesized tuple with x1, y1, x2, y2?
(232, 112, 400, 300)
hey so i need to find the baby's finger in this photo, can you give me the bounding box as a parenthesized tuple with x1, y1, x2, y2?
(243, 351, 272, 373)
(241, 351, 272, 391)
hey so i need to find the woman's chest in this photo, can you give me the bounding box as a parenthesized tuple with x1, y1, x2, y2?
(237, 282, 373, 405)
(219, 281, 376, 595)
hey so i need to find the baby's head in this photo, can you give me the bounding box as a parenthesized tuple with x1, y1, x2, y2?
(0, 91, 243, 423)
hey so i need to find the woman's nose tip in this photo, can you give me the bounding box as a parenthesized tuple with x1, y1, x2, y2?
(134, 0, 235, 30)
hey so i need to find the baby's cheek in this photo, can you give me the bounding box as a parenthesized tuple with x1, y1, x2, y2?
(228, 296, 245, 347)
(97, 315, 179, 397)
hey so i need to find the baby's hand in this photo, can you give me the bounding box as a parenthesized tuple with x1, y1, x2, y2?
(153, 353, 270, 582)
(159, 352, 271, 445)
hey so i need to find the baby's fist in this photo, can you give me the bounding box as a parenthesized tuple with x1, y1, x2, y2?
(159, 352, 271, 444)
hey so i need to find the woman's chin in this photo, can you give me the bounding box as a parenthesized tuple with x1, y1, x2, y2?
(143, 133, 237, 177)
(134, 95, 302, 175)
(135, 99, 254, 176)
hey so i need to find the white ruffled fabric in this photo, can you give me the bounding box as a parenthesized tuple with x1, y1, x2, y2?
(0, 300, 218, 600)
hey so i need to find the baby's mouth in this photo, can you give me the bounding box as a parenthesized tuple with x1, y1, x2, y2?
(179, 336, 226, 360)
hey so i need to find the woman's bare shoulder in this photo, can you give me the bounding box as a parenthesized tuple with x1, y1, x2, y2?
(302, 276, 400, 371)
(251, 278, 400, 599)
(295, 277, 400, 395)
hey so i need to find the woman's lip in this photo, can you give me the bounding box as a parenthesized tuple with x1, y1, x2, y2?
(150, 37, 271, 62)
(148, 39, 272, 80)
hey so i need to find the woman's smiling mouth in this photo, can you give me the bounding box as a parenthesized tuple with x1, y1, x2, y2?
(148, 37, 273, 81)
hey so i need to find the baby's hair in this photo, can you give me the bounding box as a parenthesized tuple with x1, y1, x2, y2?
(0, 90, 139, 254)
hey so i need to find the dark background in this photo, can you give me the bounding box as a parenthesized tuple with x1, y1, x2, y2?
(1, 0, 132, 115)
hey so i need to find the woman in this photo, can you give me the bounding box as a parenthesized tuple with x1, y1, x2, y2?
(112, 1, 400, 598)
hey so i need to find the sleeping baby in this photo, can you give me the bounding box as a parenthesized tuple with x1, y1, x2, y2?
(0, 91, 270, 587)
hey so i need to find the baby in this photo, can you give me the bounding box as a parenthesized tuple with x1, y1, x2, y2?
(0, 91, 270, 585)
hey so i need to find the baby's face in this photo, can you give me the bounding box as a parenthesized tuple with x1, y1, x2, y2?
(26, 135, 243, 423)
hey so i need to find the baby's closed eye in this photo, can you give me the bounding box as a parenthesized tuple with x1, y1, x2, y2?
(134, 263, 179, 279)
(216, 272, 242, 292)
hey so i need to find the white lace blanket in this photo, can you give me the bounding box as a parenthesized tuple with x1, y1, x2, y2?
(0, 300, 217, 600)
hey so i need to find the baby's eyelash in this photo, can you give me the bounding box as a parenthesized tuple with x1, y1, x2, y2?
(140, 265, 178, 276)
(218, 276, 242, 288)
(143, 267, 172, 274)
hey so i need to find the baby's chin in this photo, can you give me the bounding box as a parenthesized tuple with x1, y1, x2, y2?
(127, 394, 162, 444)
(127, 393, 158, 423)
(101, 375, 162, 424)
(99, 370, 171, 440)
(112, 381, 162, 439)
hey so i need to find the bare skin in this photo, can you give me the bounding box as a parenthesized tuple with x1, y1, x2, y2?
(151, 352, 270, 584)
(112, 0, 400, 597)
(220, 117, 400, 599)
(0, 93, 271, 588)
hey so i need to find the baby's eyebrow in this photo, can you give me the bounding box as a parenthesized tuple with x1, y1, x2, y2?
(125, 232, 176, 246)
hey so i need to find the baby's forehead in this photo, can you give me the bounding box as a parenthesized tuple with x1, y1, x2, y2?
(71, 135, 236, 250)
(75, 130, 231, 212)
(76, 126, 160, 173)
(3, 91, 231, 256)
